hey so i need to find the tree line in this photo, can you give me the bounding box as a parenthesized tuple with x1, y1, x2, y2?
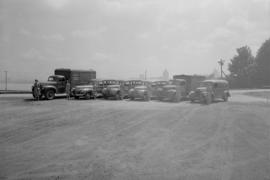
(227, 38, 270, 88)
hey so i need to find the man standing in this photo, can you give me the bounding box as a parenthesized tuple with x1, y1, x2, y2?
(66, 80, 71, 100)
(33, 79, 41, 101)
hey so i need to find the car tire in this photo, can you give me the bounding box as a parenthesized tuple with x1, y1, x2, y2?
(85, 93, 91, 100)
(45, 89, 55, 100)
(174, 95, 181, 102)
(205, 95, 212, 104)
(116, 93, 121, 100)
(223, 94, 228, 102)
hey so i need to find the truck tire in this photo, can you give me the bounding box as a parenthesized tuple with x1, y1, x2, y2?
(45, 89, 55, 100)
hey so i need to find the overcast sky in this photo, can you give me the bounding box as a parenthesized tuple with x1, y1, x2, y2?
(0, 0, 270, 81)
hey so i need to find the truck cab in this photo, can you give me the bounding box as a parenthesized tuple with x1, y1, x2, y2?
(47, 75, 66, 93)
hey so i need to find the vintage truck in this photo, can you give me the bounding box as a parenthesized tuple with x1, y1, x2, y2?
(32, 68, 96, 100)
(173, 74, 205, 96)
(189, 79, 230, 104)
(158, 79, 187, 102)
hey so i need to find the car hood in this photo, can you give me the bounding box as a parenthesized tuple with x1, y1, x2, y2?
(196, 87, 207, 92)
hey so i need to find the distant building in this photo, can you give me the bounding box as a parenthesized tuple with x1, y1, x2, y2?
(139, 74, 145, 80)
(163, 69, 169, 81)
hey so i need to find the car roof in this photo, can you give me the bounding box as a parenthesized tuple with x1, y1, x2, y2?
(171, 79, 186, 82)
(203, 79, 228, 84)
(49, 75, 65, 78)
(135, 85, 147, 88)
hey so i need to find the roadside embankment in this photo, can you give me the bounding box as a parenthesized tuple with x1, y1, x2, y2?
(0, 90, 31, 94)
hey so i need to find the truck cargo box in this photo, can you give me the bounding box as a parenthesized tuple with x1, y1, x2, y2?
(55, 68, 96, 87)
(173, 74, 205, 94)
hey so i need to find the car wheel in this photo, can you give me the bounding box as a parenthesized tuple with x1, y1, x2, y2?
(85, 93, 91, 100)
(205, 95, 212, 104)
(74, 96, 79, 99)
(174, 94, 181, 102)
(45, 89, 55, 100)
(116, 93, 121, 100)
(223, 95, 228, 102)
(147, 94, 151, 101)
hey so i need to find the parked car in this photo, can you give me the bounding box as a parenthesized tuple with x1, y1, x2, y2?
(151, 81, 169, 99)
(129, 85, 152, 101)
(102, 84, 124, 100)
(122, 80, 144, 98)
(158, 79, 187, 102)
(188, 79, 230, 104)
(72, 84, 96, 100)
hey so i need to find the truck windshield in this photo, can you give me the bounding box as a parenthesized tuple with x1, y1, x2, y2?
(48, 76, 56, 81)
(200, 82, 212, 87)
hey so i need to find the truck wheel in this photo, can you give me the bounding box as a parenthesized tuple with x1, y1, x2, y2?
(45, 89, 55, 100)
(85, 93, 91, 100)
(39, 94, 43, 100)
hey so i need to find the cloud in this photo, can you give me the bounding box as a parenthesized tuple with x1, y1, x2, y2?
(42, 34, 65, 41)
(207, 27, 237, 41)
(45, 0, 70, 9)
(71, 27, 107, 39)
(92, 52, 109, 61)
(21, 48, 45, 60)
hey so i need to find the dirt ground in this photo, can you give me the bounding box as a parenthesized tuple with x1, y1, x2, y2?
(0, 90, 270, 180)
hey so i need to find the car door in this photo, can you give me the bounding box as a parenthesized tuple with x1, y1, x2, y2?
(57, 78, 66, 93)
(213, 82, 224, 99)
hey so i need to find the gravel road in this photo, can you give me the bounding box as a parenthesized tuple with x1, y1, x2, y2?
(0, 90, 270, 180)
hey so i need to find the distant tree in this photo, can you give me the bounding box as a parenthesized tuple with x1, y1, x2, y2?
(255, 38, 270, 86)
(207, 69, 219, 79)
(228, 46, 256, 88)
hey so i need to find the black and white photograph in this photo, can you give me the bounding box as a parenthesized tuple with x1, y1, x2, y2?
(0, 0, 270, 179)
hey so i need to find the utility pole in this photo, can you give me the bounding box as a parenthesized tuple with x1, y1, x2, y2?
(5, 70, 7, 90)
(145, 70, 147, 80)
(0, 70, 1, 90)
(218, 59, 225, 78)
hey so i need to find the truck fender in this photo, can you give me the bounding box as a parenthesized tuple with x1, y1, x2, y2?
(42, 86, 57, 93)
